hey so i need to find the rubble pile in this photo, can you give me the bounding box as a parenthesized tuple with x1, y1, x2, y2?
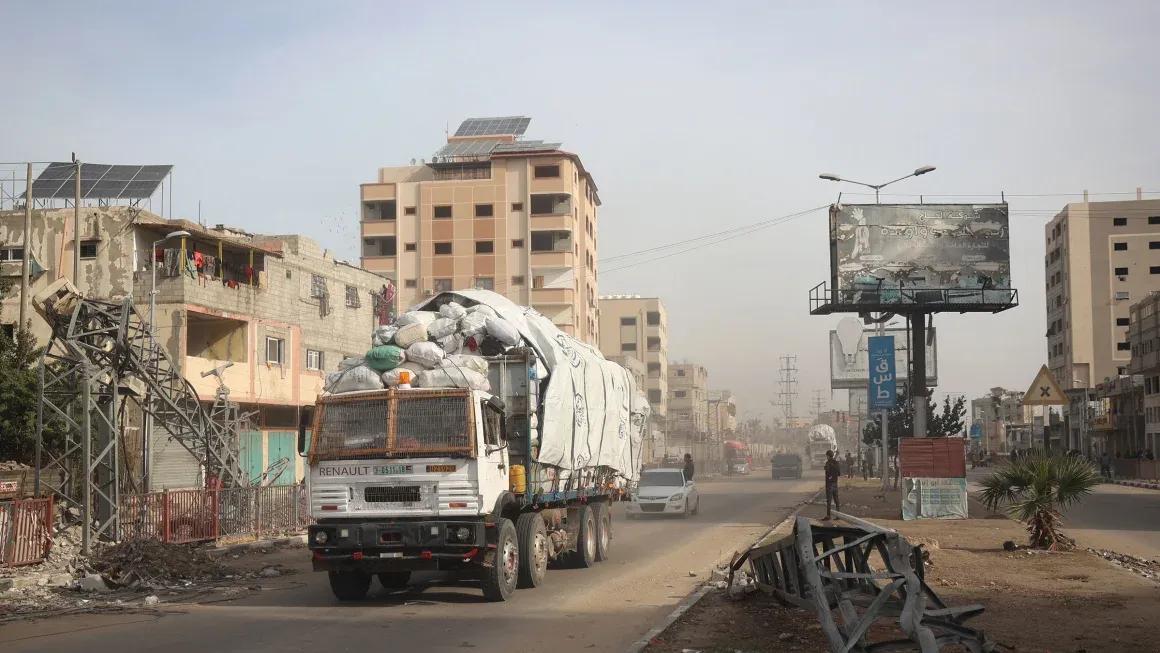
(1088, 547, 1160, 581)
(325, 301, 527, 395)
(90, 539, 229, 588)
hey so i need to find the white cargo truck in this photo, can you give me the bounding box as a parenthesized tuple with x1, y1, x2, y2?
(300, 291, 648, 602)
(806, 424, 838, 469)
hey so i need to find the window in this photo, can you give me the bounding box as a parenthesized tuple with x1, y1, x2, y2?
(530, 230, 571, 252)
(474, 277, 494, 290)
(1117, 342, 1131, 351)
(647, 311, 661, 326)
(1152, 242, 1160, 250)
(266, 336, 285, 364)
(345, 285, 360, 308)
(620, 317, 637, 326)
(0, 247, 24, 261)
(404, 206, 416, 216)
(1116, 291, 1130, 300)
(511, 239, 524, 248)
(1150, 216, 1160, 225)
(647, 362, 661, 377)
(310, 274, 327, 299)
(433, 278, 452, 292)
(530, 194, 571, 216)
(306, 349, 324, 370)
(675, 390, 687, 398)
(80, 240, 99, 259)
(532, 276, 544, 289)
(475, 240, 494, 254)
(511, 275, 525, 286)
(1113, 217, 1127, 226)
(434, 205, 453, 219)
(364, 200, 396, 221)
(648, 389, 662, 403)
(1115, 267, 1129, 276)
(404, 279, 417, 289)
(434, 242, 452, 255)
(677, 369, 686, 377)
(362, 237, 396, 257)
(1152, 266, 1160, 275)
(533, 164, 561, 179)
(647, 336, 661, 351)
(621, 342, 637, 352)
(404, 242, 416, 252)
(1117, 317, 1130, 326)
(1114, 242, 1128, 251)
(482, 401, 503, 446)
(511, 202, 523, 212)
(474, 203, 494, 218)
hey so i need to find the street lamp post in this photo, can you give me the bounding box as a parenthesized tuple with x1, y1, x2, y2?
(819, 166, 936, 204)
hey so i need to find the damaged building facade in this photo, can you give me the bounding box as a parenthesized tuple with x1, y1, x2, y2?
(0, 206, 388, 489)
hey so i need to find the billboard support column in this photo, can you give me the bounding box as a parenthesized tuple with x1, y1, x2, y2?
(911, 314, 928, 438)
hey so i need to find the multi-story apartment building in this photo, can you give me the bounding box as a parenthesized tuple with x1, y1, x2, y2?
(0, 206, 387, 489)
(1128, 292, 1160, 456)
(668, 362, 709, 444)
(598, 295, 668, 423)
(708, 390, 737, 439)
(359, 116, 601, 343)
(1045, 198, 1160, 391)
(970, 387, 1035, 453)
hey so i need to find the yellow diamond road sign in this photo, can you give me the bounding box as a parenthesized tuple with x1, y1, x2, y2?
(1022, 365, 1067, 406)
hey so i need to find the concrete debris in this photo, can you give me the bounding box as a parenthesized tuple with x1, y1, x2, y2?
(91, 539, 229, 588)
(1088, 548, 1160, 581)
(778, 632, 795, 641)
(259, 567, 281, 578)
(143, 595, 160, 606)
(687, 571, 697, 577)
(75, 574, 110, 593)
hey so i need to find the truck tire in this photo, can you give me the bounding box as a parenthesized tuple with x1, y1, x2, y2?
(328, 571, 371, 601)
(594, 503, 612, 562)
(572, 505, 597, 568)
(378, 571, 411, 590)
(481, 518, 519, 601)
(516, 512, 548, 588)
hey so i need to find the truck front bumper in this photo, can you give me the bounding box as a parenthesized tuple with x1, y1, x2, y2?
(308, 519, 488, 572)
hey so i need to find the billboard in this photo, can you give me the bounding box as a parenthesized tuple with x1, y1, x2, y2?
(829, 327, 937, 390)
(829, 203, 1011, 307)
(868, 336, 897, 411)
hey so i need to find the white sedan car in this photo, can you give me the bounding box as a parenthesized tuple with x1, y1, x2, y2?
(626, 468, 700, 518)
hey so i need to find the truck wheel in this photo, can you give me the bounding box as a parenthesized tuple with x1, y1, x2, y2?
(516, 512, 548, 589)
(378, 571, 411, 590)
(328, 571, 371, 601)
(481, 518, 519, 601)
(572, 505, 597, 568)
(594, 503, 612, 562)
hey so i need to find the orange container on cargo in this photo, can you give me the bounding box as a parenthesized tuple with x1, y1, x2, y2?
(899, 438, 966, 478)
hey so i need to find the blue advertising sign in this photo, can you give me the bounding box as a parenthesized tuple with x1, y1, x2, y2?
(867, 335, 897, 411)
(969, 423, 982, 439)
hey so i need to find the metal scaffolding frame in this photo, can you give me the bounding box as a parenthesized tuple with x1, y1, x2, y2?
(33, 279, 247, 552)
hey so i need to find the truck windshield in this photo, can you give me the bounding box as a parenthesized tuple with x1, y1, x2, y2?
(312, 390, 473, 460)
(640, 471, 685, 487)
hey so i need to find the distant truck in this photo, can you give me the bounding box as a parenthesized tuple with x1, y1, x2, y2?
(303, 291, 648, 602)
(722, 440, 751, 475)
(805, 424, 837, 469)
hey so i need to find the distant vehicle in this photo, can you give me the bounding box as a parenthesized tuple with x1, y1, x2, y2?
(723, 440, 752, 475)
(806, 424, 838, 469)
(771, 453, 803, 480)
(626, 468, 699, 519)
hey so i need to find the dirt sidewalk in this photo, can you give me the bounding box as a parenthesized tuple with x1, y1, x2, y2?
(646, 477, 1160, 653)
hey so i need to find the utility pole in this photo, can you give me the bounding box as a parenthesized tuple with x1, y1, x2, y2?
(777, 355, 798, 428)
(72, 156, 81, 287)
(19, 162, 32, 327)
(812, 390, 826, 421)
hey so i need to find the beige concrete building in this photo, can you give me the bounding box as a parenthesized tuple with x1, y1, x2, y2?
(0, 206, 387, 489)
(598, 295, 668, 419)
(359, 116, 601, 343)
(1128, 292, 1160, 456)
(708, 390, 737, 440)
(1045, 198, 1160, 390)
(668, 362, 710, 443)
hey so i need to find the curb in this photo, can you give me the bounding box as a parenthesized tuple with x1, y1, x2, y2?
(1114, 480, 1160, 491)
(624, 487, 823, 653)
(206, 534, 307, 558)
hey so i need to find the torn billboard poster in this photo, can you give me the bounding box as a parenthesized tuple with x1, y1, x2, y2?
(829, 326, 937, 390)
(830, 203, 1011, 307)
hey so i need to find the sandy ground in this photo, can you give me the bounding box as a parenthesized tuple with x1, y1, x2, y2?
(647, 476, 1160, 653)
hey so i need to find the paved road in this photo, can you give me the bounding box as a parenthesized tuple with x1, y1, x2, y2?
(1, 473, 820, 653)
(967, 468, 1160, 561)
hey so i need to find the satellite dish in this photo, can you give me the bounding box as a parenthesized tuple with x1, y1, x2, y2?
(836, 317, 863, 365)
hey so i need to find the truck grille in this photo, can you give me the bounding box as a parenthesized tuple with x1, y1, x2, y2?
(365, 486, 421, 503)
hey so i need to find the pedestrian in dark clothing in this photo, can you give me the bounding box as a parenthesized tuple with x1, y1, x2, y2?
(1100, 451, 1112, 481)
(824, 450, 841, 519)
(844, 451, 855, 479)
(683, 453, 695, 482)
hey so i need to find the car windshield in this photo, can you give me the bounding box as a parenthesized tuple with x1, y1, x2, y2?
(640, 471, 684, 487)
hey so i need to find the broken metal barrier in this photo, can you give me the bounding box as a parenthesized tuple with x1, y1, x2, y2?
(119, 483, 310, 545)
(729, 513, 993, 653)
(0, 497, 54, 567)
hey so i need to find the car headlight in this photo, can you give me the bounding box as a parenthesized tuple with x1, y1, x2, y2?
(669, 494, 684, 502)
(314, 530, 329, 544)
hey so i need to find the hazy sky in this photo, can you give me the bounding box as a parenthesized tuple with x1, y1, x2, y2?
(4, 2, 1159, 422)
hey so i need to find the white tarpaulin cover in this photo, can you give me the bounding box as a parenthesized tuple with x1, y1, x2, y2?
(413, 290, 648, 480)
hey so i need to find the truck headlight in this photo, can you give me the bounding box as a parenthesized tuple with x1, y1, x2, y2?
(456, 527, 472, 541)
(314, 530, 329, 544)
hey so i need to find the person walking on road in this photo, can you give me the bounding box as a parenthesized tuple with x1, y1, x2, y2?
(824, 450, 841, 520)
(683, 453, 695, 482)
(1100, 451, 1112, 481)
(844, 451, 855, 478)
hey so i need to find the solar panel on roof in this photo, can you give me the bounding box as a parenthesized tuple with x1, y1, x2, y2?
(492, 141, 561, 154)
(453, 116, 531, 137)
(29, 163, 172, 200)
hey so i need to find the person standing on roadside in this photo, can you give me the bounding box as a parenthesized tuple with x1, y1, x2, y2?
(683, 453, 695, 482)
(824, 450, 841, 519)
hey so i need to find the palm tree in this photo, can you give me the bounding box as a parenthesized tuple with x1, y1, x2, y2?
(979, 450, 1100, 550)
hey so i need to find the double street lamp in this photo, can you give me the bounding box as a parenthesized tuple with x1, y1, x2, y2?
(819, 166, 936, 203)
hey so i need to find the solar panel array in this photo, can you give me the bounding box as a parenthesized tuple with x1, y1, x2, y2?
(31, 163, 173, 200)
(453, 116, 531, 137)
(434, 139, 504, 159)
(492, 141, 562, 154)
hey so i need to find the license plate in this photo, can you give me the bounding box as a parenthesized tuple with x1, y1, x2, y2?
(381, 465, 410, 475)
(380, 552, 402, 558)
